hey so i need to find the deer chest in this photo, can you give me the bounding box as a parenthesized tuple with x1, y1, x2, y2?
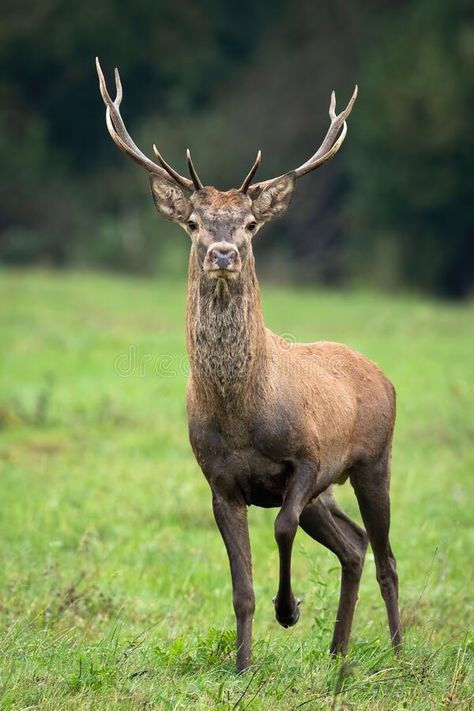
(187, 409, 300, 506)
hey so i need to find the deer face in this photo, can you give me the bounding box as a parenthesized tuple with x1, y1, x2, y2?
(149, 178, 296, 279)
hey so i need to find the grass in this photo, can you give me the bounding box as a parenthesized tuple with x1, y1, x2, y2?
(0, 268, 473, 709)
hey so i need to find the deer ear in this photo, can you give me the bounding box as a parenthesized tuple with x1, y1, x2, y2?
(248, 172, 296, 223)
(149, 174, 192, 223)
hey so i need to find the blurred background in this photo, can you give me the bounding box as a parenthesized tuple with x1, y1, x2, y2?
(1, 0, 473, 298)
(1, 3, 473, 705)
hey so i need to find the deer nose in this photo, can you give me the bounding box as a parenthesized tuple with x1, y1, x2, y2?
(209, 244, 238, 269)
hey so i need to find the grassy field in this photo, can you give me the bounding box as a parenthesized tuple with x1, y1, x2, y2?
(0, 269, 473, 710)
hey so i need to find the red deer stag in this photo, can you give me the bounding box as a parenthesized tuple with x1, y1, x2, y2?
(96, 58, 402, 674)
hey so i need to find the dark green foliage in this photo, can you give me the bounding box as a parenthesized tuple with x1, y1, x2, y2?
(0, 0, 472, 296)
(347, 0, 474, 297)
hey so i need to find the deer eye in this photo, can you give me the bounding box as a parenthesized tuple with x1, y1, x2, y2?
(246, 221, 257, 232)
(187, 220, 198, 232)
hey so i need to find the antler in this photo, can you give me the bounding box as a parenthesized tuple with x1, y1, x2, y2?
(96, 58, 202, 192)
(239, 150, 262, 193)
(248, 86, 358, 191)
(186, 148, 204, 191)
(294, 85, 358, 177)
(97, 60, 356, 195)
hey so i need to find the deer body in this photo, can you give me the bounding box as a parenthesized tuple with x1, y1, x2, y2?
(188, 338, 395, 506)
(186, 250, 395, 506)
(97, 61, 402, 673)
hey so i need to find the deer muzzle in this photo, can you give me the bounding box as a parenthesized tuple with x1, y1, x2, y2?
(204, 242, 241, 277)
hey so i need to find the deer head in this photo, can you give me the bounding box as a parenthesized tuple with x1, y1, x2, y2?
(96, 58, 357, 281)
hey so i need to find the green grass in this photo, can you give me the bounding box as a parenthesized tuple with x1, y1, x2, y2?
(0, 269, 473, 710)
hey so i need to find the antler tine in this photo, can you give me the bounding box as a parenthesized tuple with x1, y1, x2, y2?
(294, 85, 358, 177)
(239, 150, 262, 193)
(97, 58, 149, 163)
(186, 149, 204, 191)
(329, 90, 337, 120)
(96, 57, 194, 191)
(150, 144, 197, 190)
(96, 57, 113, 105)
(113, 67, 123, 105)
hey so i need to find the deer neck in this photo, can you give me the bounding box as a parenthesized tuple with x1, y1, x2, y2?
(186, 249, 267, 405)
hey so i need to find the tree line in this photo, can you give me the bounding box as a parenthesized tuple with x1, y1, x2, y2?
(0, 0, 472, 297)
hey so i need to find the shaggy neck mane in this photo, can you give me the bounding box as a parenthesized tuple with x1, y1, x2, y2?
(186, 248, 266, 405)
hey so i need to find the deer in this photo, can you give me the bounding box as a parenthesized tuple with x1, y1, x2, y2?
(96, 58, 402, 674)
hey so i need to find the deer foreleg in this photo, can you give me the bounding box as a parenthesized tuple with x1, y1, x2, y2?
(212, 493, 255, 673)
(273, 462, 317, 627)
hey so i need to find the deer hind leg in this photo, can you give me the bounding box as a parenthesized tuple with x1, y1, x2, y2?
(299, 488, 368, 655)
(350, 453, 402, 651)
(273, 462, 317, 628)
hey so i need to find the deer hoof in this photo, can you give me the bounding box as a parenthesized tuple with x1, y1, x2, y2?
(273, 597, 301, 628)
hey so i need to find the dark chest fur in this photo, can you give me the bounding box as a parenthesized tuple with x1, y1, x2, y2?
(186, 261, 265, 398)
(188, 281, 253, 394)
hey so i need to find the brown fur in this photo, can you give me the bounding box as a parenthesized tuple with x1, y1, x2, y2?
(196, 186, 248, 210)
